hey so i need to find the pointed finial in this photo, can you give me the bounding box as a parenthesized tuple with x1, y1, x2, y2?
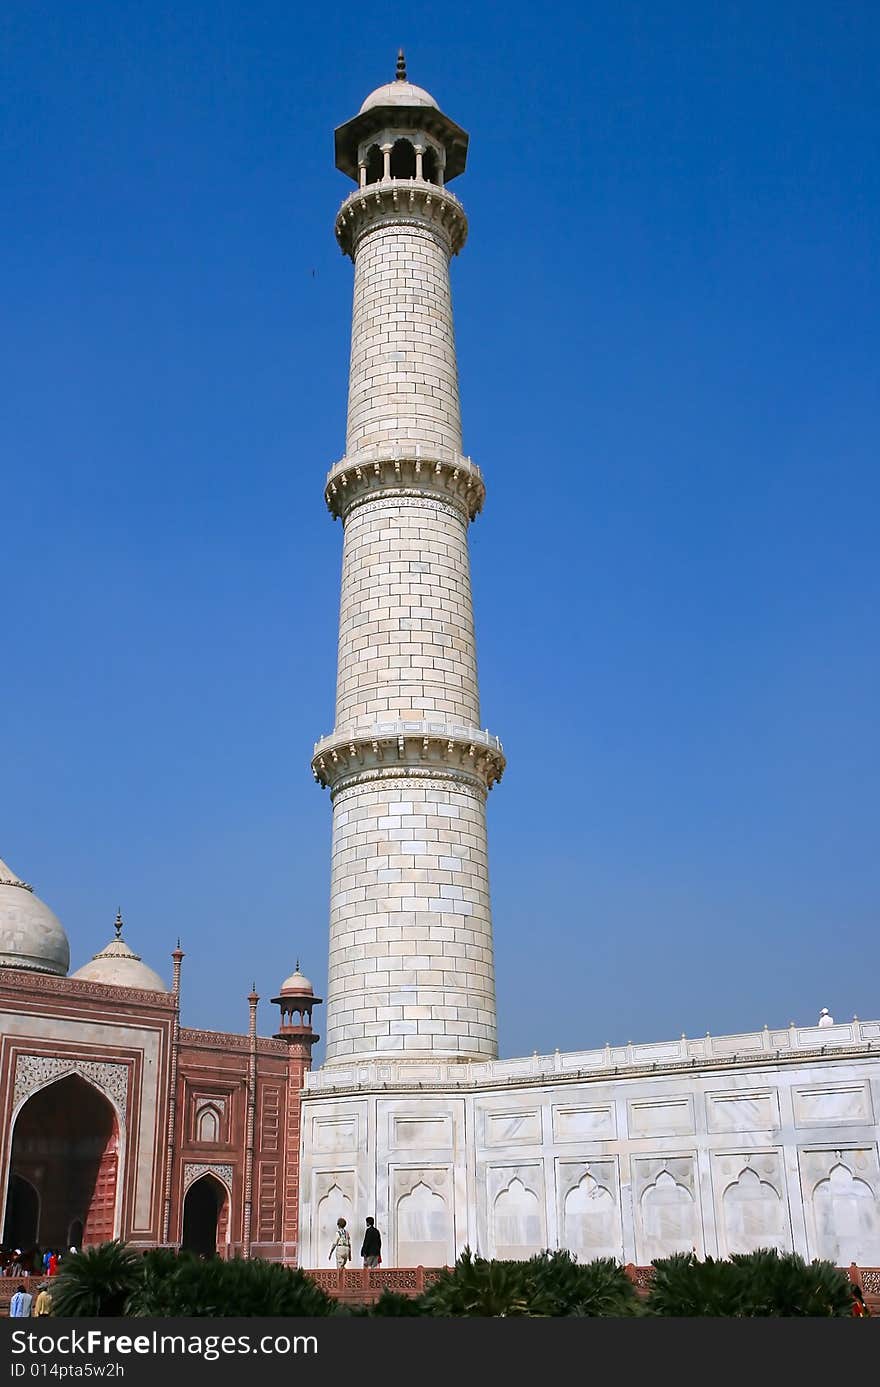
(396, 48, 406, 81)
(114, 908, 124, 939)
(295, 958, 300, 972)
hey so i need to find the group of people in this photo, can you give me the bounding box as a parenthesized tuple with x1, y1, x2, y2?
(329, 1217, 382, 1268)
(1, 1245, 73, 1277)
(9, 1282, 54, 1318)
(2, 1246, 78, 1317)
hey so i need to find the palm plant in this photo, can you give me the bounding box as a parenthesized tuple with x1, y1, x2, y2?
(52, 1241, 141, 1317)
(128, 1255, 337, 1317)
(729, 1249, 851, 1317)
(648, 1248, 852, 1317)
(522, 1250, 639, 1316)
(421, 1247, 639, 1317)
(421, 1248, 532, 1317)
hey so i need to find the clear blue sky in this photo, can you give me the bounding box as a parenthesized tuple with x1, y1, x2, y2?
(3, 2, 878, 1058)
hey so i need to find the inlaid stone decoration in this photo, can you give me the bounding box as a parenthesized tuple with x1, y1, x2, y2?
(182, 1163, 233, 1193)
(13, 1053, 129, 1117)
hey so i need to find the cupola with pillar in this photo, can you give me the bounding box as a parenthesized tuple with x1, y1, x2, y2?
(335, 49, 468, 189)
(271, 962, 322, 1052)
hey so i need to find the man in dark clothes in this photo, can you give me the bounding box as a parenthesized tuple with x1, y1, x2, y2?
(361, 1217, 381, 1268)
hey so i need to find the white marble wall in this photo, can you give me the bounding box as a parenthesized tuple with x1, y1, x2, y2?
(299, 1022, 880, 1268)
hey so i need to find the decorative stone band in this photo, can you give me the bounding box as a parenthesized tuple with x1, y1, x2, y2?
(182, 1162, 233, 1194)
(325, 446, 485, 522)
(335, 181, 468, 259)
(311, 722, 505, 796)
(13, 1053, 130, 1115)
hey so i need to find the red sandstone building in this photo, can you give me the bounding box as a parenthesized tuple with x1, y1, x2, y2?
(0, 858, 319, 1262)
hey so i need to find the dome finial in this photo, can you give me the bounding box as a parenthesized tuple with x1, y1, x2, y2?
(396, 48, 406, 81)
(114, 907, 124, 939)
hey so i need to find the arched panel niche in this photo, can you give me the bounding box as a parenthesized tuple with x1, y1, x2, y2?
(492, 1177, 542, 1261)
(315, 1183, 354, 1267)
(396, 1181, 450, 1267)
(640, 1171, 697, 1261)
(563, 1173, 619, 1261)
(722, 1167, 786, 1254)
(196, 1106, 221, 1144)
(812, 1163, 880, 1265)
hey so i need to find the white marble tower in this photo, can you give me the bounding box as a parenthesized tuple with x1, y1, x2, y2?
(313, 55, 504, 1063)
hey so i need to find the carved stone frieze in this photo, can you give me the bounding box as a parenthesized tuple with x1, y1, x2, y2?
(335, 183, 468, 258)
(331, 774, 486, 807)
(325, 449, 484, 523)
(179, 1028, 286, 1054)
(183, 1162, 234, 1193)
(13, 1053, 129, 1116)
(0, 967, 176, 1008)
(312, 725, 505, 795)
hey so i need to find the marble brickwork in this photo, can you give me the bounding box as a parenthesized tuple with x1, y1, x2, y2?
(316, 109, 503, 1065)
(346, 218, 462, 454)
(299, 1019, 880, 1268)
(323, 776, 496, 1061)
(334, 496, 479, 729)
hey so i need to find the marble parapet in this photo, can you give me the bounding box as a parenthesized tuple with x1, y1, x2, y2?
(303, 1018, 880, 1094)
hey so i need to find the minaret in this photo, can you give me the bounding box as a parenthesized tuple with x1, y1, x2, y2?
(312, 56, 504, 1063)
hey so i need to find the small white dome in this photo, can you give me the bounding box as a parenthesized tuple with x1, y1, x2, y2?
(359, 80, 438, 114)
(72, 913, 167, 992)
(280, 965, 313, 995)
(0, 858, 70, 976)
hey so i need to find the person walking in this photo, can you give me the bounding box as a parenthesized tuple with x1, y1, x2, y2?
(361, 1218, 381, 1268)
(33, 1284, 53, 1317)
(9, 1285, 33, 1317)
(328, 1218, 351, 1270)
(47, 1251, 59, 1277)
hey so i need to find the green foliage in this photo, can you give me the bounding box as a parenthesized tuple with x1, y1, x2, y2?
(128, 1255, 337, 1318)
(52, 1241, 141, 1317)
(56, 1244, 337, 1318)
(729, 1249, 852, 1317)
(420, 1247, 639, 1318)
(647, 1249, 852, 1317)
(522, 1251, 639, 1317)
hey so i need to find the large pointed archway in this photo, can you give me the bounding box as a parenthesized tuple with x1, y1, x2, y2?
(3, 1074, 120, 1248)
(181, 1175, 229, 1258)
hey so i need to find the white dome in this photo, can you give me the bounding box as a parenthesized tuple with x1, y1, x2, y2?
(72, 914, 167, 992)
(0, 858, 70, 976)
(280, 966, 313, 995)
(359, 81, 438, 114)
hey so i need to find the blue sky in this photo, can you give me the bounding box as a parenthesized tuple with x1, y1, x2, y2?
(3, 2, 878, 1059)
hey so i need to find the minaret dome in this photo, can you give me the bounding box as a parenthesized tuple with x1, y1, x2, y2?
(335, 51, 468, 187)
